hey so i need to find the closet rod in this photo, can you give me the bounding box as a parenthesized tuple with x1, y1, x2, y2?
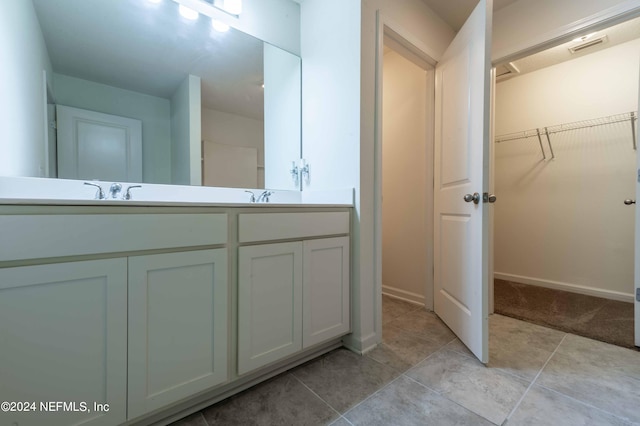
(495, 111, 638, 147)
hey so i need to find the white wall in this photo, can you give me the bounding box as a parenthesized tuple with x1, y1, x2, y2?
(171, 75, 201, 186)
(264, 43, 301, 190)
(53, 74, 172, 184)
(201, 108, 264, 188)
(493, 0, 640, 61)
(298, 0, 454, 352)
(494, 38, 639, 301)
(0, 1, 53, 177)
(382, 49, 429, 305)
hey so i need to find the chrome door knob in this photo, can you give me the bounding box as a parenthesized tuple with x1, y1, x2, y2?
(463, 193, 480, 204)
(483, 193, 497, 203)
(624, 199, 636, 205)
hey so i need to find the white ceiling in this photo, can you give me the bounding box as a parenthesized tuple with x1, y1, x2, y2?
(32, 0, 267, 120)
(496, 15, 640, 81)
(419, 0, 519, 31)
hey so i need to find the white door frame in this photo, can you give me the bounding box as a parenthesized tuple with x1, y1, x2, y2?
(490, 5, 640, 317)
(374, 12, 438, 337)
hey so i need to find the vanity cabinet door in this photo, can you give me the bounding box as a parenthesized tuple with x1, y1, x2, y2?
(0, 259, 127, 426)
(127, 249, 228, 420)
(303, 237, 351, 348)
(237, 242, 303, 375)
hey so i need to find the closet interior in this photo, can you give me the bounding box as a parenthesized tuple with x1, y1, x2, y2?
(492, 16, 640, 349)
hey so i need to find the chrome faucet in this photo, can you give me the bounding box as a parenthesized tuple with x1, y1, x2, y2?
(257, 190, 273, 203)
(123, 185, 142, 200)
(109, 183, 122, 199)
(244, 190, 256, 203)
(84, 182, 106, 200)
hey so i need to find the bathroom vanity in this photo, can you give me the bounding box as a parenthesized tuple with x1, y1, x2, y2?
(0, 198, 352, 426)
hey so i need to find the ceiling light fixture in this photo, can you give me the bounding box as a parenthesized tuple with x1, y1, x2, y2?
(211, 19, 230, 32)
(179, 4, 199, 20)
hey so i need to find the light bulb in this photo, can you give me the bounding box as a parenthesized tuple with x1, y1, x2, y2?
(211, 19, 230, 32)
(179, 5, 199, 20)
(223, 0, 242, 15)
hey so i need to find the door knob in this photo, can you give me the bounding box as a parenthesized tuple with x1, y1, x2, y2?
(624, 199, 636, 205)
(463, 193, 480, 204)
(483, 193, 497, 203)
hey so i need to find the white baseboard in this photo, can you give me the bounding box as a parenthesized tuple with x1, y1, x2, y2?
(342, 332, 379, 355)
(494, 272, 634, 303)
(381, 285, 425, 306)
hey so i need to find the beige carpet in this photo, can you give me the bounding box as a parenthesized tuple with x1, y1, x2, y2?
(494, 279, 637, 350)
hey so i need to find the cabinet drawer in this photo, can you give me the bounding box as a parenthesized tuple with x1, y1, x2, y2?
(0, 213, 227, 262)
(239, 212, 349, 243)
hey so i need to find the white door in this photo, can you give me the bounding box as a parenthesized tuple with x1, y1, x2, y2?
(57, 105, 142, 182)
(303, 237, 350, 348)
(0, 259, 127, 426)
(127, 249, 228, 420)
(433, 0, 492, 363)
(635, 77, 640, 347)
(237, 242, 303, 375)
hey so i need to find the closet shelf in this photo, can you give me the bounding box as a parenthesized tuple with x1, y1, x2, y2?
(494, 111, 638, 158)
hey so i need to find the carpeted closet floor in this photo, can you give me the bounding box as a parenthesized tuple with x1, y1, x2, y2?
(494, 279, 636, 349)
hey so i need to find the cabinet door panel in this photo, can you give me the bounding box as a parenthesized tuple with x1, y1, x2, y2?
(128, 249, 228, 420)
(238, 242, 303, 375)
(303, 237, 350, 348)
(0, 259, 127, 426)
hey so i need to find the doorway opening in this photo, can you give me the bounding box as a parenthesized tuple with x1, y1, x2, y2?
(379, 30, 435, 312)
(492, 15, 640, 349)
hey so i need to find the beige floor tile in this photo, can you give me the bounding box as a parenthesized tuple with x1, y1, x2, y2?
(168, 412, 208, 426)
(344, 375, 493, 426)
(507, 385, 632, 426)
(488, 314, 565, 380)
(366, 323, 446, 372)
(291, 348, 399, 414)
(384, 309, 455, 345)
(406, 349, 530, 425)
(201, 373, 338, 425)
(381, 295, 421, 324)
(537, 334, 640, 423)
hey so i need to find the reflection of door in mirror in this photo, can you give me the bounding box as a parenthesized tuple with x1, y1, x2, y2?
(57, 105, 142, 182)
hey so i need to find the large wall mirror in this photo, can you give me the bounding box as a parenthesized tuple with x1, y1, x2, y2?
(8, 0, 301, 190)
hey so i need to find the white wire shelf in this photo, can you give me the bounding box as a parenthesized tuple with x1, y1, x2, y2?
(494, 111, 637, 159)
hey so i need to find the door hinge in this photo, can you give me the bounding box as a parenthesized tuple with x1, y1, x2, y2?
(636, 288, 640, 302)
(637, 169, 640, 183)
(49, 121, 57, 130)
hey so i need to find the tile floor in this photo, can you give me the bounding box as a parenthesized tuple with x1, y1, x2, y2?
(171, 295, 640, 426)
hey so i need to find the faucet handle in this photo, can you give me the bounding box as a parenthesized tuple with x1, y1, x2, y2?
(123, 185, 142, 200)
(244, 190, 256, 203)
(258, 190, 274, 203)
(84, 182, 106, 200)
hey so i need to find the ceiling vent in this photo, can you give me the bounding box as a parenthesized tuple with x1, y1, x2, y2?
(569, 35, 608, 54)
(495, 62, 520, 81)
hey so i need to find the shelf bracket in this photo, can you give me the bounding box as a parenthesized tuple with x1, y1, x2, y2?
(544, 127, 556, 160)
(535, 129, 547, 160)
(631, 112, 637, 150)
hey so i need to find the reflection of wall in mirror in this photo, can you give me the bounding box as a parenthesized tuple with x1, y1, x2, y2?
(0, 1, 53, 178)
(201, 109, 265, 189)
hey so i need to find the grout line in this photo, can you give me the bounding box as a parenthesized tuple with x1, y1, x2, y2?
(339, 375, 405, 419)
(535, 382, 636, 424)
(502, 333, 568, 424)
(402, 374, 501, 426)
(289, 373, 343, 420)
(197, 411, 210, 426)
